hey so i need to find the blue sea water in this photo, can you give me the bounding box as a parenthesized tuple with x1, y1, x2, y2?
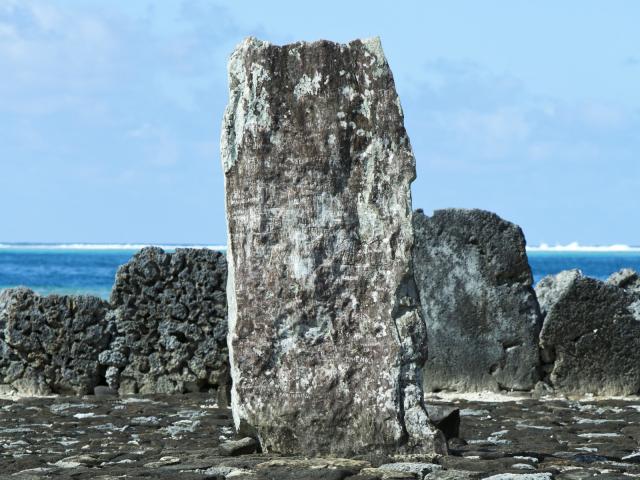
(0, 244, 225, 299)
(0, 244, 639, 299)
(528, 250, 640, 284)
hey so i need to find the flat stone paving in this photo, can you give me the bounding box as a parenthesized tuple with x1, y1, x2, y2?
(1, 392, 640, 479)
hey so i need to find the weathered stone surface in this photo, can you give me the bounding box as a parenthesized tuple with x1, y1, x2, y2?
(220, 437, 259, 456)
(378, 462, 442, 478)
(3, 393, 640, 477)
(426, 405, 460, 441)
(253, 457, 370, 479)
(0, 288, 110, 395)
(101, 247, 229, 395)
(221, 37, 445, 456)
(536, 270, 640, 395)
(413, 209, 541, 392)
(360, 467, 417, 479)
(481, 475, 552, 480)
(606, 268, 640, 295)
(255, 458, 371, 472)
(425, 471, 481, 480)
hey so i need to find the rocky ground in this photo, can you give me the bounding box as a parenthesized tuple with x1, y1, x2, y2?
(2, 392, 639, 479)
(0, 394, 640, 480)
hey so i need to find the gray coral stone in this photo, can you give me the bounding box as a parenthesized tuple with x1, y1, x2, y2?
(221, 37, 445, 456)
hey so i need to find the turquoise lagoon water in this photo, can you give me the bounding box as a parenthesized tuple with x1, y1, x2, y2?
(0, 243, 639, 299)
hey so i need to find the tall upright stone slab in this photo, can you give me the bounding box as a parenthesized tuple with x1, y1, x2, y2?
(221, 37, 445, 456)
(413, 209, 541, 392)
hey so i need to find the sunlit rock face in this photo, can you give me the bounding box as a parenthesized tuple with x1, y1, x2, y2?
(413, 208, 542, 393)
(537, 269, 640, 396)
(221, 37, 445, 456)
(607, 268, 640, 295)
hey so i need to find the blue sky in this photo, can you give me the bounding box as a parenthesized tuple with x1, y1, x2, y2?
(1, 0, 638, 245)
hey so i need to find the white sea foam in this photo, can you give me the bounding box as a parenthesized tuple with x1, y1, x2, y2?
(0, 243, 227, 252)
(1, 242, 638, 254)
(527, 242, 640, 253)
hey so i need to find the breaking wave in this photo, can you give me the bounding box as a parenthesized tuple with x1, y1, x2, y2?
(1, 242, 638, 254)
(527, 242, 640, 253)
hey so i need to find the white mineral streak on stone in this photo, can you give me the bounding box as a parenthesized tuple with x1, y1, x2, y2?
(288, 46, 301, 60)
(294, 71, 322, 99)
(577, 432, 622, 438)
(341, 85, 358, 101)
(623, 451, 640, 461)
(395, 96, 404, 116)
(628, 299, 640, 320)
(221, 37, 445, 456)
(515, 423, 552, 430)
(359, 89, 373, 119)
(221, 37, 272, 173)
(483, 475, 552, 480)
(226, 217, 242, 432)
(361, 36, 385, 78)
(513, 456, 539, 464)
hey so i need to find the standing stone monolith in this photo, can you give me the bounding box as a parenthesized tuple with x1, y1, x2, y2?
(221, 37, 445, 456)
(413, 209, 541, 392)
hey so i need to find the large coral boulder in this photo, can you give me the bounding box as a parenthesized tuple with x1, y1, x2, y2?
(413, 208, 541, 392)
(0, 288, 111, 395)
(101, 247, 229, 396)
(221, 37, 445, 456)
(536, 269, 640, 395)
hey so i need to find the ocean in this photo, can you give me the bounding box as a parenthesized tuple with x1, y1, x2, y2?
(1, 243, 639, 300)
(0, 244, 225, 299)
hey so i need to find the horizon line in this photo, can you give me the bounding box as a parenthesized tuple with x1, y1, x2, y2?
(1, 242, 640, 253)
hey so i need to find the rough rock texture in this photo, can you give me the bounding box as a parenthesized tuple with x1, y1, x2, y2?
(536, 269, 640, 395)
(413, 209, 541, 392)
(607, 268, 640, 295)
(5, 393, 640, 478)
(220, 437, 259, 456)
(101, 247, 229, 395)
(221, 37, 445, 456)
(0, 288, 110, 395)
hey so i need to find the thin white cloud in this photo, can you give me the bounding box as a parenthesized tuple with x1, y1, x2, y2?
(404, 58, 640, 172)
